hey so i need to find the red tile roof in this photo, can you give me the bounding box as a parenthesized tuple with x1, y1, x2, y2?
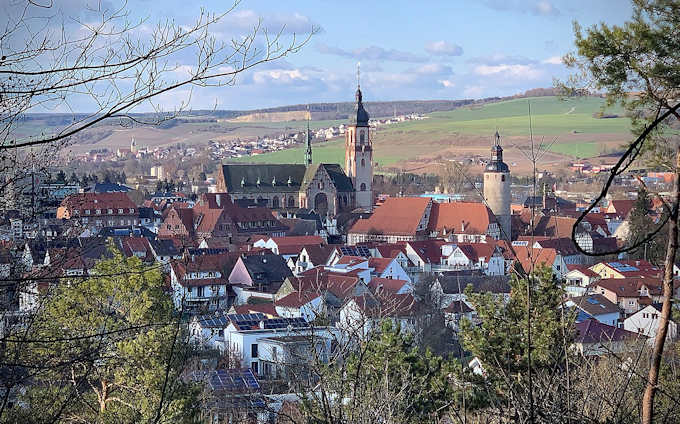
(407, 239, 447, 264)
(275, 291, 321, 308)
(367, 257, 393, 273)
(368, 277, 408, 294)
(593, 278, 663, 298)
(512, 246, 558, 274)
(272, 235, 325, 246)
(232, 303, 278, 317)
(349, 197, 432, 236)
(428, 202, 497, 234)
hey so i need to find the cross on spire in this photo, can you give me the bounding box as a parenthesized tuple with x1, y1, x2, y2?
(357, 62, 361, 89)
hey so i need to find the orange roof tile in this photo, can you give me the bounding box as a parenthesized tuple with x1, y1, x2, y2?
(349, 197, 432, 236)
(428, 202, 497, 234)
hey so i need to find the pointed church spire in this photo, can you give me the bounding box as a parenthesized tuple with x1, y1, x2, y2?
(350, 63, 369, 126)
(305, 105, 312, 166)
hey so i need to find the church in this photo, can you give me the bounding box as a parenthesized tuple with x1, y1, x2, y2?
(217, 83, 374, 217)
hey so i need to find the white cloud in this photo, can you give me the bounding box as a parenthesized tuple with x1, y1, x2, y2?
(425, 41, 463, 56)
(252, 69, 309, 85)
(533, 1, 560, 16)
(473, 64, 543, 79)
(542, 55, 563, 65)
(438, 79, 455, 88)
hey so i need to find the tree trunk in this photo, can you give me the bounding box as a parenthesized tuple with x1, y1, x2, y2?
(641, 148, 680, 424)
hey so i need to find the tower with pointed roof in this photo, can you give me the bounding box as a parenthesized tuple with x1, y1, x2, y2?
(130, 137, 137, 154)
(345, 65, 373, 211)
(483, 131, 511, 240)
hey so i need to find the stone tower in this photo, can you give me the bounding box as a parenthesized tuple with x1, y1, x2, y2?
(130, 137, 137, 154)
(484, 131, 511, 240)
(345, 79, 373, 211)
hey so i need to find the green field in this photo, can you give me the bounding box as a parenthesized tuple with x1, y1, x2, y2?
(380, 96, 630, 137)
(545, 141, 605, 158)
(226, 96, 633, 166)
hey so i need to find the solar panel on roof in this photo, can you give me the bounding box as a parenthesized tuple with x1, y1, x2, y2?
(586, 298, 599, 305)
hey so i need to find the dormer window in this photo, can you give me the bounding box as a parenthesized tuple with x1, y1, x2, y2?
(241, 177, 246, 187)
(118, 208, 123, 214)
(95, 209, 101, 215)
(107, 209, 113, 214)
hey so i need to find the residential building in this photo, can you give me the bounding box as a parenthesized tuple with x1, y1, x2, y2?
(623, 304, 677, 345)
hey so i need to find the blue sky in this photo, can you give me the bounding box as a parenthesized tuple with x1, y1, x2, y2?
(6, 0, 635, 111)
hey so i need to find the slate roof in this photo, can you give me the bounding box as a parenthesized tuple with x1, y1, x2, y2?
(241, 254, 293, 286)
(221, 164, 306, 193)
(574, 319, 641, 344)
(349, 88, 370, 126)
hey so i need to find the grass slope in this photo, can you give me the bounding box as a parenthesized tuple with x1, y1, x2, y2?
(226, 96, 632, 166)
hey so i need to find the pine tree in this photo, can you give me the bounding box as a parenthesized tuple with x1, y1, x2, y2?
(8, 248, 200, 422)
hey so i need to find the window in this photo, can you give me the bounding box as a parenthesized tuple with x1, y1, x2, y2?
(251, 361, 258, 374)
(107, 209, 113, 214)
(501, 175, 506, 182)
(272, 346, 278, 361)
(360, 131, 365, 144)
(361, 158, 365, 167)
(197, 287, 204, 297)
(251, 344, 258, 358)
(129, 208, 134, 214)
(85, 209, 90, 215)
(95, 209, 101, 215)
(118, 208, 123, 214)
(360, 183, 366, 191)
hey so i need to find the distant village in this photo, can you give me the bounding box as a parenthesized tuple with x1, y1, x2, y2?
(1, 87, 676, 422)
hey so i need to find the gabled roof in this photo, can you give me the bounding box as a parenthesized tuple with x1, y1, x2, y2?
(349, 292, 415, 318)
(574, 319, 641, 344)
(607, 199, 635, 218)
(221, 164, 306, 193)
(428, 202, 497, 234)
(443, 300, 474, 314)
(368, 277, 408, 294)
(60, 192, 136, 212)
(275, 290, 321, 308)
(593, 278, 663, 298)
(512, 246, 558, 274)
(565, 264, 599, 278)
(349, 197, 432, 236)
(367, 257, 393, 273)
(241, 254, 293, 286)
(406, 239, 447, 264)
(375, 243, 408, 259)
(231, 303, 278, 317)
(301, 244, 335, 266)
(569, 294, 620, 316)
(272, 235, 325, 247)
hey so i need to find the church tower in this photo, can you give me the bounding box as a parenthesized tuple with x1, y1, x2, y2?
(130, 137, 137, 154)
(345, 68, 373, 210)
(483, 131, 511, 240)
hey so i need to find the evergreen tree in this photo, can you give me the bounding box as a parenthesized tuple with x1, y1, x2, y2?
(8, 249, 200, 422)
(55, 170, 66, 183)
(460, 265, 572, 416)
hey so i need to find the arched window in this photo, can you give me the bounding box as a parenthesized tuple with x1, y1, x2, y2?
(361, 158, 365, 167)
(360, 183, 366, 191)
(288, 197, 295, 207)
(501, 175, 506, 182)
(360, 131, 365, 144)
(272, 196, 279, 208)
(343, 195, 348, 205)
